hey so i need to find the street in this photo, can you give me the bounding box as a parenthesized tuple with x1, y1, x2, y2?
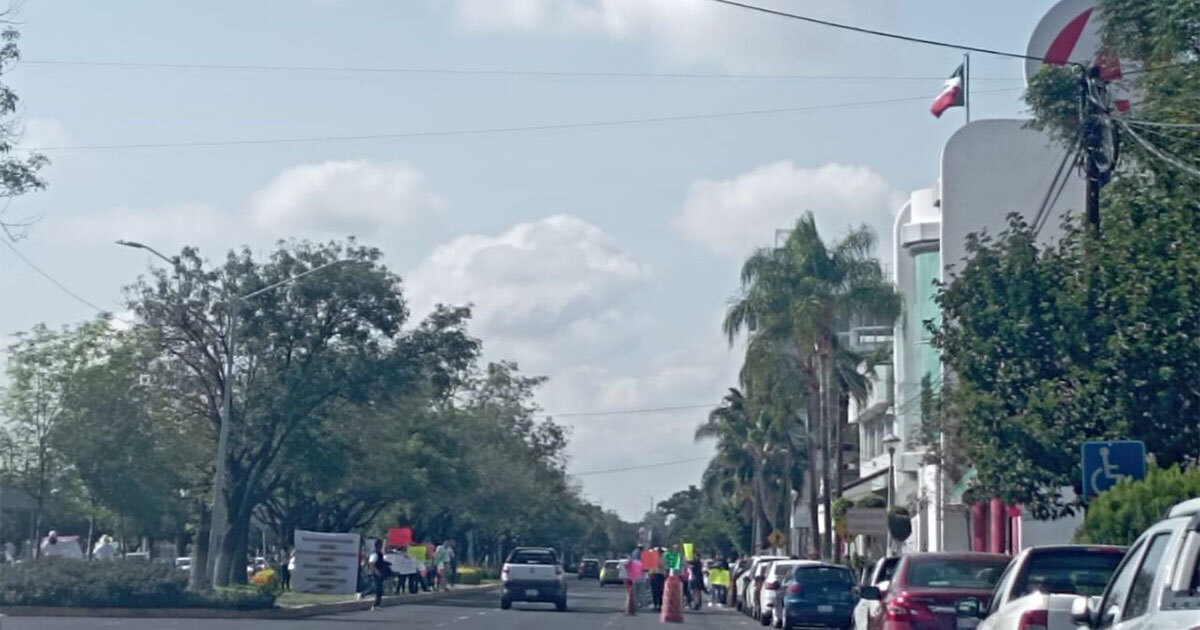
(2, 581, 747, 630)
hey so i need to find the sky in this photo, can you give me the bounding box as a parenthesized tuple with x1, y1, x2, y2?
(1, 0, 1062, 521)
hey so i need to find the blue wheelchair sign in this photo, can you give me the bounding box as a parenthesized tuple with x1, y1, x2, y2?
(1081, 440, 1146, 498)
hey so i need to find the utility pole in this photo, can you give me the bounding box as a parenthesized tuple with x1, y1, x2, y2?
(1080, 65, 1118, 233)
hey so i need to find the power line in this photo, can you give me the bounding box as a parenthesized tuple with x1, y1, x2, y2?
(24, 88, 1020, 152)
(568, 456, 711, 477)
(1118, 119, 1200, 179)
(0, 236, 125, 317)
(1122, 118, 1200, 130)
(548, 403, 715, 418)
(706, 0, 1049, 62)
(20, 58, 1022, 83)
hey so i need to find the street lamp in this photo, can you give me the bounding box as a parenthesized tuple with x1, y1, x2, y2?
(117, 240, 352, 589)
(882, 432, 902, 554)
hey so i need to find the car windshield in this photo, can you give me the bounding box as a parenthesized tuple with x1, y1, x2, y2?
(878, 558, 900, 583)
(906, 558, 1009, 589)
(1015, 548, 1124, 597)
(510, 550, 556, 565)
(795, 566, 854, 586)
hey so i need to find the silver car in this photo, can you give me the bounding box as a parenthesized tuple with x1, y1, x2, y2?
(965, 545, 1124, 630)
(1068, 498, 1200, 630)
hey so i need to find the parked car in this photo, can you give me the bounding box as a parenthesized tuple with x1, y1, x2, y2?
(599, 559, 622, 586)
(778, 562, 858, 630)
(763, 560, 817, 626)
(1068, 497, 1200, 630)
(860, 552, 1011, 630)
(500, 546, 568, 611)
(577, 557, 601, 580)
(853, 557, 900, 630)
(749, 556, 791, 619)
(964, 545, 1124, 630)
(739, 555, 788, 613)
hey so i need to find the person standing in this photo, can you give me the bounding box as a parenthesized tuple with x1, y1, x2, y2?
(368, 539, 392, 610)
(447, 540, 458, 588)
(433, 542, 451, 592)
(278, 548, 292, 591)
(93, 535, 116, 560)
(649, 548, 667, 611)
(394, 545, 420, 594)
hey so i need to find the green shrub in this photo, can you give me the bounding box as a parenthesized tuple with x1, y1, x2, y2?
(456, 566, 483, 585)
(0, 559, 275, 609)
(1075, 464, 1200, 546)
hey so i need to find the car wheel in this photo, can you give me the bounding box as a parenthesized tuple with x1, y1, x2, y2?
(760, 608, 772, 626)
(500, 594, 512, 610)
(556, 597, 568, 612)
(774, 609, 783, 628)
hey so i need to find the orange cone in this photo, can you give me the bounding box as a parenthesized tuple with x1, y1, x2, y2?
(661, 575, 684, 623)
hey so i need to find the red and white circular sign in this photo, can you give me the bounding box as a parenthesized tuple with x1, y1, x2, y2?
(1026, 0, 1133, 111)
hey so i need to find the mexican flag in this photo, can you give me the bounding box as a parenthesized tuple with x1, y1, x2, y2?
(930, 64, 965, 118)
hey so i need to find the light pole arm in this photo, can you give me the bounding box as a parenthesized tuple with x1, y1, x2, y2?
(115, 240, 180, 268)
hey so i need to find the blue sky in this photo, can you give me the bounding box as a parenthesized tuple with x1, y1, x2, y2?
(2, 0, 1059, 520)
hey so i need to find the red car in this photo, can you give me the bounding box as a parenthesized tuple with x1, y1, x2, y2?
(860, 552, 1011, 630)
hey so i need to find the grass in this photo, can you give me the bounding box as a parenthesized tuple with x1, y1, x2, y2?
(276, 591, 358, 608)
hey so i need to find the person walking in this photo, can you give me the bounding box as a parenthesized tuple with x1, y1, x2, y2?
(688, 556, 706, 610)
(368, 539, 392, 610)
(393, 545, 420, 594)
(433, 542, 452, 592)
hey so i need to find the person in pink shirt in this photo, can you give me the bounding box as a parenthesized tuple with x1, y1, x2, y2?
(624, 555, 644, 615)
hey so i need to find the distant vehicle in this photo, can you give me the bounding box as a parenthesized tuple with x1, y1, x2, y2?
(778, 563, 857, 630)
(853, 557, 900, 630)
(577, 557, 601, 580)
(748, 556, 790, 620)
(738, 555, 788, 613)
(965, 545, 1124, 630)
(1068, 497, 1200, 630)
(860, 552, 1011, 630)
(761, 560, 814, 626)
(500, 547, 568, 611)
(175, 556, 191, 572)
(599, 559, 622, 586)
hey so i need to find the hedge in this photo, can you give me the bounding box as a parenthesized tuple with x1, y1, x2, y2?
(456, 566, 483, 585)
(0, 558, 276, 609)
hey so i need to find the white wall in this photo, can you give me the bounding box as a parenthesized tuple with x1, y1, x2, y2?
(939, 119, 1085, 281)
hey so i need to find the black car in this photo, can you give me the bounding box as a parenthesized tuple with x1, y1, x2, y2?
(577, 557, 601, 579)
(779, 563, 856, 630)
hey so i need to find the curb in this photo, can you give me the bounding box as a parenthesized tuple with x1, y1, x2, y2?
(1, 584, 498, 619)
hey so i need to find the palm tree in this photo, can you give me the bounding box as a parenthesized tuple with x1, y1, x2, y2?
(724, 212, 899, 558)
(696, 388, 789, 551)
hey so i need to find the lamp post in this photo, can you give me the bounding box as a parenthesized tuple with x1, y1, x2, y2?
(882, 433, 902, 555)
(117, 240, 351, 588)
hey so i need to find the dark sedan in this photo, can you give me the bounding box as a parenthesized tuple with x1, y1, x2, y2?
(577, 557, 601, 579)
(778, 563, 857, 630)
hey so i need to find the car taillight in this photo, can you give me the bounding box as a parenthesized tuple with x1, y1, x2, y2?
(787, 583, 803, 595)
(1018, 609, 1048, 630)
(556, 565, 563, 576)
(501, 564, 510, 580)
(765, 581, 779, 590)
(884, 597, 921, 621)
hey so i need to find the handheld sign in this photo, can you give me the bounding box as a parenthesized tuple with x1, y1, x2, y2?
(683, 543, 694, 561)
(387, 527, 412, 547)
(642, 549, 660, 571)
(664, 550, 681, 571)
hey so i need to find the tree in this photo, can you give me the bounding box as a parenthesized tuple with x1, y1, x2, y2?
(0, 20, 49, 239)
(1075, 464, 1200, 545)
(723, 213, 899, 557)
(937, 0, 1199, 518)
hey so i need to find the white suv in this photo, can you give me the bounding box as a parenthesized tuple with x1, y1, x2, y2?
(1070, 497, 1200, 630)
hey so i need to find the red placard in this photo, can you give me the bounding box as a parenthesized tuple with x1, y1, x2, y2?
(642, 548, 660, 571)
(387, 527, 413, 547)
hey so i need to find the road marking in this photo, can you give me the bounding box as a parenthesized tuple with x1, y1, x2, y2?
(457, 614, 471, 620)
(477, 611, 488, 615)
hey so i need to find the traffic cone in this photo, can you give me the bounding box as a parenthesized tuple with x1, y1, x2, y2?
(661, 575, 684, 623)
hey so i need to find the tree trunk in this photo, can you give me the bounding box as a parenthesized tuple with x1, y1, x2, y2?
(807, 402, 821, 557)
(191, 504, 210, 590)
(834, 393, 849, 562)
(819, 351, 834, 560)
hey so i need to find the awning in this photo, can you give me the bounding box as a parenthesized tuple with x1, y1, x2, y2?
(839, 467, 889, 501)
(852, 401, 891, 425)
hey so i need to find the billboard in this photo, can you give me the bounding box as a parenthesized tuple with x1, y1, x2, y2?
(292, 529, 361, 594)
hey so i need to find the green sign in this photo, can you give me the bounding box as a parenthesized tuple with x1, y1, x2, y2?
(663, 550, 681, 570)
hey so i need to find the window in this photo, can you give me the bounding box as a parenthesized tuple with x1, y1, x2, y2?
(905, 557, 1010, 589)
(876, 557, 899, 584)
(509, 549, 557, 564)
(1123, 533, 1171, 620)
(987, 559, 1020, 616)
(1096, 538, 1146, 628)
(1014, 548, 1124, 598)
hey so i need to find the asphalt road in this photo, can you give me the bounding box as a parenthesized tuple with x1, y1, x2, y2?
(3, 580, 751, 630)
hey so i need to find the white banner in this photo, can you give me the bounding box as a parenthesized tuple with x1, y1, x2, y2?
(292, 529, 361, 594)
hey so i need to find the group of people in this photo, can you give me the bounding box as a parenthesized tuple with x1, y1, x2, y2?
(617, 545, 728, 614)
(364, 538, 457, 610)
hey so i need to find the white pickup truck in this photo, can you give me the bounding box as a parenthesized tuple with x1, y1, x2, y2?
(963, 544, 1124, 630)
(1069, 498, 1200, 630)
(500, 547, 568, 611)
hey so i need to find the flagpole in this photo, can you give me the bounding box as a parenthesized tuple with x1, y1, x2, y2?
(964, 52, 971, 123)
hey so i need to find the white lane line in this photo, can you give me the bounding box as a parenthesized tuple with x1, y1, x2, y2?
(457, 614, 471, 620)
(477, 611, 488, 615)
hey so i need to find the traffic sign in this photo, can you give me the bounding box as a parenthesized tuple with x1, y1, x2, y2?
(844, 507, 888, 537)
(1081, 440, 1146, 498)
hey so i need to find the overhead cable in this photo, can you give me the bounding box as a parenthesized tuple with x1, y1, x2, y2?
(706, 0, 1051, 62)
(1118, 119, 1200, 179)
(568, 456, 712, 477)
(24, 88, 1020, 152)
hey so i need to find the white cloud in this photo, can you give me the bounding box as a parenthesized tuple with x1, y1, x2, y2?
(454, 0, 884, 72)
(19, 117, 74, 150)
(674, 160, 901, 259)
(408, 214, 652, 368)
(249, 160, 444, 236)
